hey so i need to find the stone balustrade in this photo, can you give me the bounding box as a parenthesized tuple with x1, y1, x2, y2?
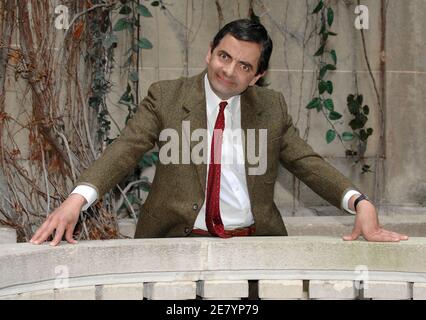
(1, 236, 426, 300)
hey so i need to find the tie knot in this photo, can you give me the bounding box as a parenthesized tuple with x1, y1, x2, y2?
(219, 101, 228, 111)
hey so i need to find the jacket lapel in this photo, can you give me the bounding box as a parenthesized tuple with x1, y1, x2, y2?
(181, 71, 208, 194)
(241, 87, 265, 200)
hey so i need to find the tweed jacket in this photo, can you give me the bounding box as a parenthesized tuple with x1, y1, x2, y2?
(76, 70, 357, 238)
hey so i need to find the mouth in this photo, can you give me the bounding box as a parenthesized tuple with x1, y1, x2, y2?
(216, 73, 234, 86)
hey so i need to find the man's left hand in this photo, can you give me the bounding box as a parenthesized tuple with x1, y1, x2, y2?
(343, 200, 409, 242)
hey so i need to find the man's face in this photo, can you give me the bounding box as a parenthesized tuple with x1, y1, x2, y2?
(205, 34, 265, 100)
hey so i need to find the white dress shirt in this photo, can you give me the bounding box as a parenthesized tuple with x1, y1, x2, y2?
(71, 75, 360, 223)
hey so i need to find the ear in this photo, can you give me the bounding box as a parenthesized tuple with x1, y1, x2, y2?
(205, 42, 213, 64)
(249, 71, 266, 86)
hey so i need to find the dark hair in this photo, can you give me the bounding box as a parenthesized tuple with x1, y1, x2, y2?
(211, 19, 273, 76)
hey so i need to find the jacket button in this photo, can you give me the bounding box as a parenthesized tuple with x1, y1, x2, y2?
(192, 203, 198, 211)
(184, 227, 191, 234)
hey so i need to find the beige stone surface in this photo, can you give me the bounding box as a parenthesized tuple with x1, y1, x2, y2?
(144, 281, 196, 300)
(309, 280, 357, 299)
(19, 290, 54, 300)
(413, 283, 426, 300)
(0, 227, 16, 244)
(364, 281, 413, 300)
(101, 283, 144, 300)
(54, 286, 96, 300)
(258, 280, 304, 299)
(197, 280, 248, 298)
(1, 237, 426, 299)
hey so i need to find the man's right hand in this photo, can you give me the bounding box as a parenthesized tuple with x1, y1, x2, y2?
(30, 193, 86, 246)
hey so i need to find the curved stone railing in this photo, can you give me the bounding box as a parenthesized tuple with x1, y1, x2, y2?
(1, 237, 426, 300)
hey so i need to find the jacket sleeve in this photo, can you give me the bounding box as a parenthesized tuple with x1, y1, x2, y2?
(277, 93, 360, 209)
(75, 82, 162, 198)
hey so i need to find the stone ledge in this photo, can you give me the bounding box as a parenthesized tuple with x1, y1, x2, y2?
(1, 236, 426, 299)
(0, 227, 16, 244)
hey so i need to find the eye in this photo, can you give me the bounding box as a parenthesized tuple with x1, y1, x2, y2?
(241, 64, 250, 72)
(219, 52, 229, 61)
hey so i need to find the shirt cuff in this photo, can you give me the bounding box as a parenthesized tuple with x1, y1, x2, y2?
(71, 185, 98, 211)
(342, 189, 362, 215)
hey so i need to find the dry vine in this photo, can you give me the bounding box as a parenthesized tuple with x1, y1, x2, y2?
(0, 0, 122, 242)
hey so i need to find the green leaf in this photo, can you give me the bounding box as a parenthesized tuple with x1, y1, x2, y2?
(119, 5, 132, 15)
(356, 94, 364, 106)
(129, 71, 139, 82)
(342, 132, 354, 141)
(312, 0, 324, 14)
(330, 50, 337, 65)
(367, 128, 373, 135)
(324, 98, 334, 111)
(113, 18, 132, 31)
(151, 1, 160, 6)
(139, 153, 154, 167)
(306, 97, 322, 110)
(360, 129, 369, 141)
(151, 151, 159, 163)
(326, 129, 336, 144)
(139, 182, 151, 192)
(138, 4, 153, 17)
(363, 105, 370, 115)
(319, 64, 337, 79)
(318, 81, 327, 94)
(326, 64, 336, 71)
(362, 164, 372, 174)
(347, 95, 359, 115)
(328, 31, 338, 36)
(319, 66, 327, 79)
(137, 38, 153, 49)
(327, 7, 334, 26)
(349, 119, 361, 130)
(314, 45, 325, 56)
(326, 81, 333, 94)
(329, 111, 342, 120)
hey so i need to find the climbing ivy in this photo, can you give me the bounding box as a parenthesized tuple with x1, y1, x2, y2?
(88, 0, 162, 214)
(308, 0, 373, 173)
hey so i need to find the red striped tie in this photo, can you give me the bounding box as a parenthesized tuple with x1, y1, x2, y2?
(205, 101, 230, 238)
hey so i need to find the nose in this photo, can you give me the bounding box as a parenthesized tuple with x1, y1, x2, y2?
(222, 62, 237, 78)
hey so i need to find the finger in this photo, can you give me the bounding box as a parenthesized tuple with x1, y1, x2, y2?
(64, 225, 78, 244)
(50, 225, 66, 246)
(343, 226, 361, 241)
(30, 219, 50, 243)
(364, 230, 401, 242)
(380, 229, 409, 241)
(32, 222, 57, 245)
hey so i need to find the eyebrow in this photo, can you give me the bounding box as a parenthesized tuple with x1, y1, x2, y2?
(218, 50, 254, 70)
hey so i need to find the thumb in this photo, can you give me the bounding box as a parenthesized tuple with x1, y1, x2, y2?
(343, 227, 361, 241)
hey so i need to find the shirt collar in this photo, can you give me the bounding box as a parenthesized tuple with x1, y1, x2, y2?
(204, 74, 239, 118)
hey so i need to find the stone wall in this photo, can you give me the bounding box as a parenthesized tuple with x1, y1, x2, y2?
(111, 0, 426, 211)
(2, 0, 426, 216)
(1, 236, 426, 300)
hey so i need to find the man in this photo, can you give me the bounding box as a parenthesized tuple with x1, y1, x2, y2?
(30, 19, 407, 246)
